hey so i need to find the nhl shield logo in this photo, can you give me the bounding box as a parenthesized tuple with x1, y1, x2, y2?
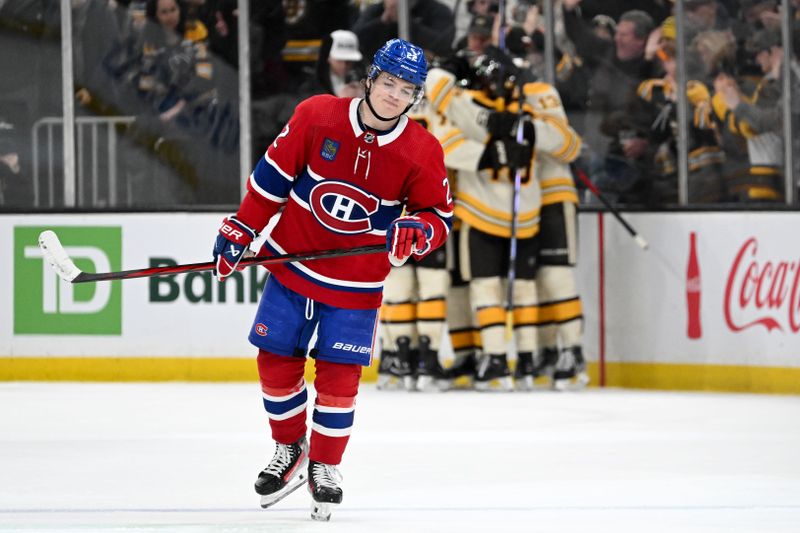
(321, 138, 340, 161)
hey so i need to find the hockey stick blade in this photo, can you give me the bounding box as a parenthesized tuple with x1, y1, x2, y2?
(38, 230, 83, 282)
(38, 230, 386, 283)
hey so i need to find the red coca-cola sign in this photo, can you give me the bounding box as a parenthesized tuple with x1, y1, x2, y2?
(724, 237, 800, 333)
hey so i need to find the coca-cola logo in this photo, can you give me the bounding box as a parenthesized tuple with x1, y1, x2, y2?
(724, 237, 800, 333)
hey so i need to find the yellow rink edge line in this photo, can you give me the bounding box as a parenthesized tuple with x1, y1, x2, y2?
(0, 358, 798, 395)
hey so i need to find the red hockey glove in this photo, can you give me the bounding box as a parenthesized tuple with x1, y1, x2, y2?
(386, 216, 434, 267)
(213, 215, 258, 281)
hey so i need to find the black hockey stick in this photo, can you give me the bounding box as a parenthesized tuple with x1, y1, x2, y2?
(572, 166, 649, 250)
(38, 230, 386, 283)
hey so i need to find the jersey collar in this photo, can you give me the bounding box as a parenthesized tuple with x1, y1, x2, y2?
(348, 98, 409, 147)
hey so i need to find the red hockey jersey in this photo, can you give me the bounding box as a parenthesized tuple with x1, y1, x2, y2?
(240, 94, 453, 309)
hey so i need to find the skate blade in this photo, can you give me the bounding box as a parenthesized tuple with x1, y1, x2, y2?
(310, 500, 339, 521)
(403, 376, 417, 392)
(415, 376, 449, 392)
(514, 375, 534, 391)
(443, 375, 474, 390)
(259, 472, 307, 509)
(553, 372, 590, 392)
(377, 375, 406, 391)
(475, 376, 513, 392)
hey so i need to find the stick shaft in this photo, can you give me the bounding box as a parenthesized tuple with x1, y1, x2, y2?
(573, 165, 648, 249)
(72, 245, 386, 283)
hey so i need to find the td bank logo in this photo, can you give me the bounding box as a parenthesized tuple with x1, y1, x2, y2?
(15, 226, 122, 335)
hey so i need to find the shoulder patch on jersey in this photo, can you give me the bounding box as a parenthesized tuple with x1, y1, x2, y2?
(321, 138, 340, 161)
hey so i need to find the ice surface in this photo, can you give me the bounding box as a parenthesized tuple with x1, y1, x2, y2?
(0, 383, 798, 532)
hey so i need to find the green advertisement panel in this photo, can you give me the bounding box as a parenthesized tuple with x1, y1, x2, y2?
(14, 227, 122, 335)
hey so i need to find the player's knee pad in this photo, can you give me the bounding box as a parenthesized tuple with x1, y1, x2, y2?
(416, 267, 450, 300)
(537, 265, 578, 302)
(313, 359, 362, 397)
(382, 264, 417, 303)
(446, 282, 468, 324)
(469, 276, 504, 311)
(256, 349, 306, 389)
(380, 267, 418, 348)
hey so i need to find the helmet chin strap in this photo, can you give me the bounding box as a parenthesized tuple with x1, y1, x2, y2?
(364, 82, 413, 123)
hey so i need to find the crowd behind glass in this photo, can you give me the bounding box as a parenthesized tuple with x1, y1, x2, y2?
(0, 0, 797, 210)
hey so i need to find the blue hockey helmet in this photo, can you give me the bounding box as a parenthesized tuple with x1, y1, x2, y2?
(368, 38, 428, 90)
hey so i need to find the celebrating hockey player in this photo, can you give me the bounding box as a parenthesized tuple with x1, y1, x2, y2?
(212, 38, 453, 521)
(425, 47, 582, 391)
(377, 96, 452, 393)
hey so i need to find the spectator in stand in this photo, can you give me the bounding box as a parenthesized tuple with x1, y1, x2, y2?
(711, 29, 795, 202)
(107, 0, 235, 206)
(684, 0, 735, 42)
(560, 0, 671, 26)
(310, 29, 366, 98)
(559, 1, 656, 202)
(454, 13, 494, 58)
(0, 114, 23, 206)
(72, 0, 123, 117)
(615, 17, 727, 205)
(277, 0, 352, 94)
(352, 0, 455, 61)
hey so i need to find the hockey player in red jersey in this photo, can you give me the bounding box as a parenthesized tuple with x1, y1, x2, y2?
(212, 38, 453, 521)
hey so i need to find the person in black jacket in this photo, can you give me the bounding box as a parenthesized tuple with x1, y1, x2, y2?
(352, 0, 455, 60)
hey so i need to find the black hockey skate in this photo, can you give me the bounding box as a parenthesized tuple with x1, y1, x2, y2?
(255, 437, 309, 508)
(415, 335, 448, 392)
(532, 346, 559, 384)
(513, 352, 536, 391)
(444, 352, 478, 388)
(376, 336, 415, 391)
(553, 346, 590, 391)
(308, 460, 343, 522)
(475, 353, 513, 392)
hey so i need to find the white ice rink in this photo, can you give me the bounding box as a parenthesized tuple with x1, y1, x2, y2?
(1, 382, 798, 533)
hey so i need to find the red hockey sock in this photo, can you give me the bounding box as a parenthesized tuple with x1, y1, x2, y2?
(309, 359, 362, 465)
(256, 350, 308, 444)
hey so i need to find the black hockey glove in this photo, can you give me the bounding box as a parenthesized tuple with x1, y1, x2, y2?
(486, 111, 536, 147)
(478, 137, 534, 171)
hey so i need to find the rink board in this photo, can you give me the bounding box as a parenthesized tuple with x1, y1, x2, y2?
(1, 212, 798, 393)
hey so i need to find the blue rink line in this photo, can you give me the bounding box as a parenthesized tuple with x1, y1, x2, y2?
(2, 505, 799, 514)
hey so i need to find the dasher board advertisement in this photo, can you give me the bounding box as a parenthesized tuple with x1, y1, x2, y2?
(1, 214, 263, 358)
(1, 212, 798, 389)
(597, 212, 800, 368)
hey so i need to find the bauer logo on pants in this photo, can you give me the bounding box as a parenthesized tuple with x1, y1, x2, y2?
(14, 226, 122, 335)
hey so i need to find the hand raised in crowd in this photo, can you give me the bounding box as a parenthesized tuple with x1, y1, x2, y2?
(0, 153, 19, 174)
(381, 0, 398, 24)
(714, 73, 741, 110)
(562, 0, 583, 12)
(522, 3, 541, 36)
(621, 136, 648, 159)
(215, 11, 229, 37)
(159, 99, 186, 123)
(644, 26, 663, 61)
(758, 9, 781, 31)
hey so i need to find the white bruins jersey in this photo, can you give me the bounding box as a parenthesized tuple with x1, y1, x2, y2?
(424, 68, 581, 239)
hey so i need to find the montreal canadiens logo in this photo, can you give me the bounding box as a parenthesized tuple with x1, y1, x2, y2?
(308, 181, 380, 234)
(255, 323, 269, 336)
